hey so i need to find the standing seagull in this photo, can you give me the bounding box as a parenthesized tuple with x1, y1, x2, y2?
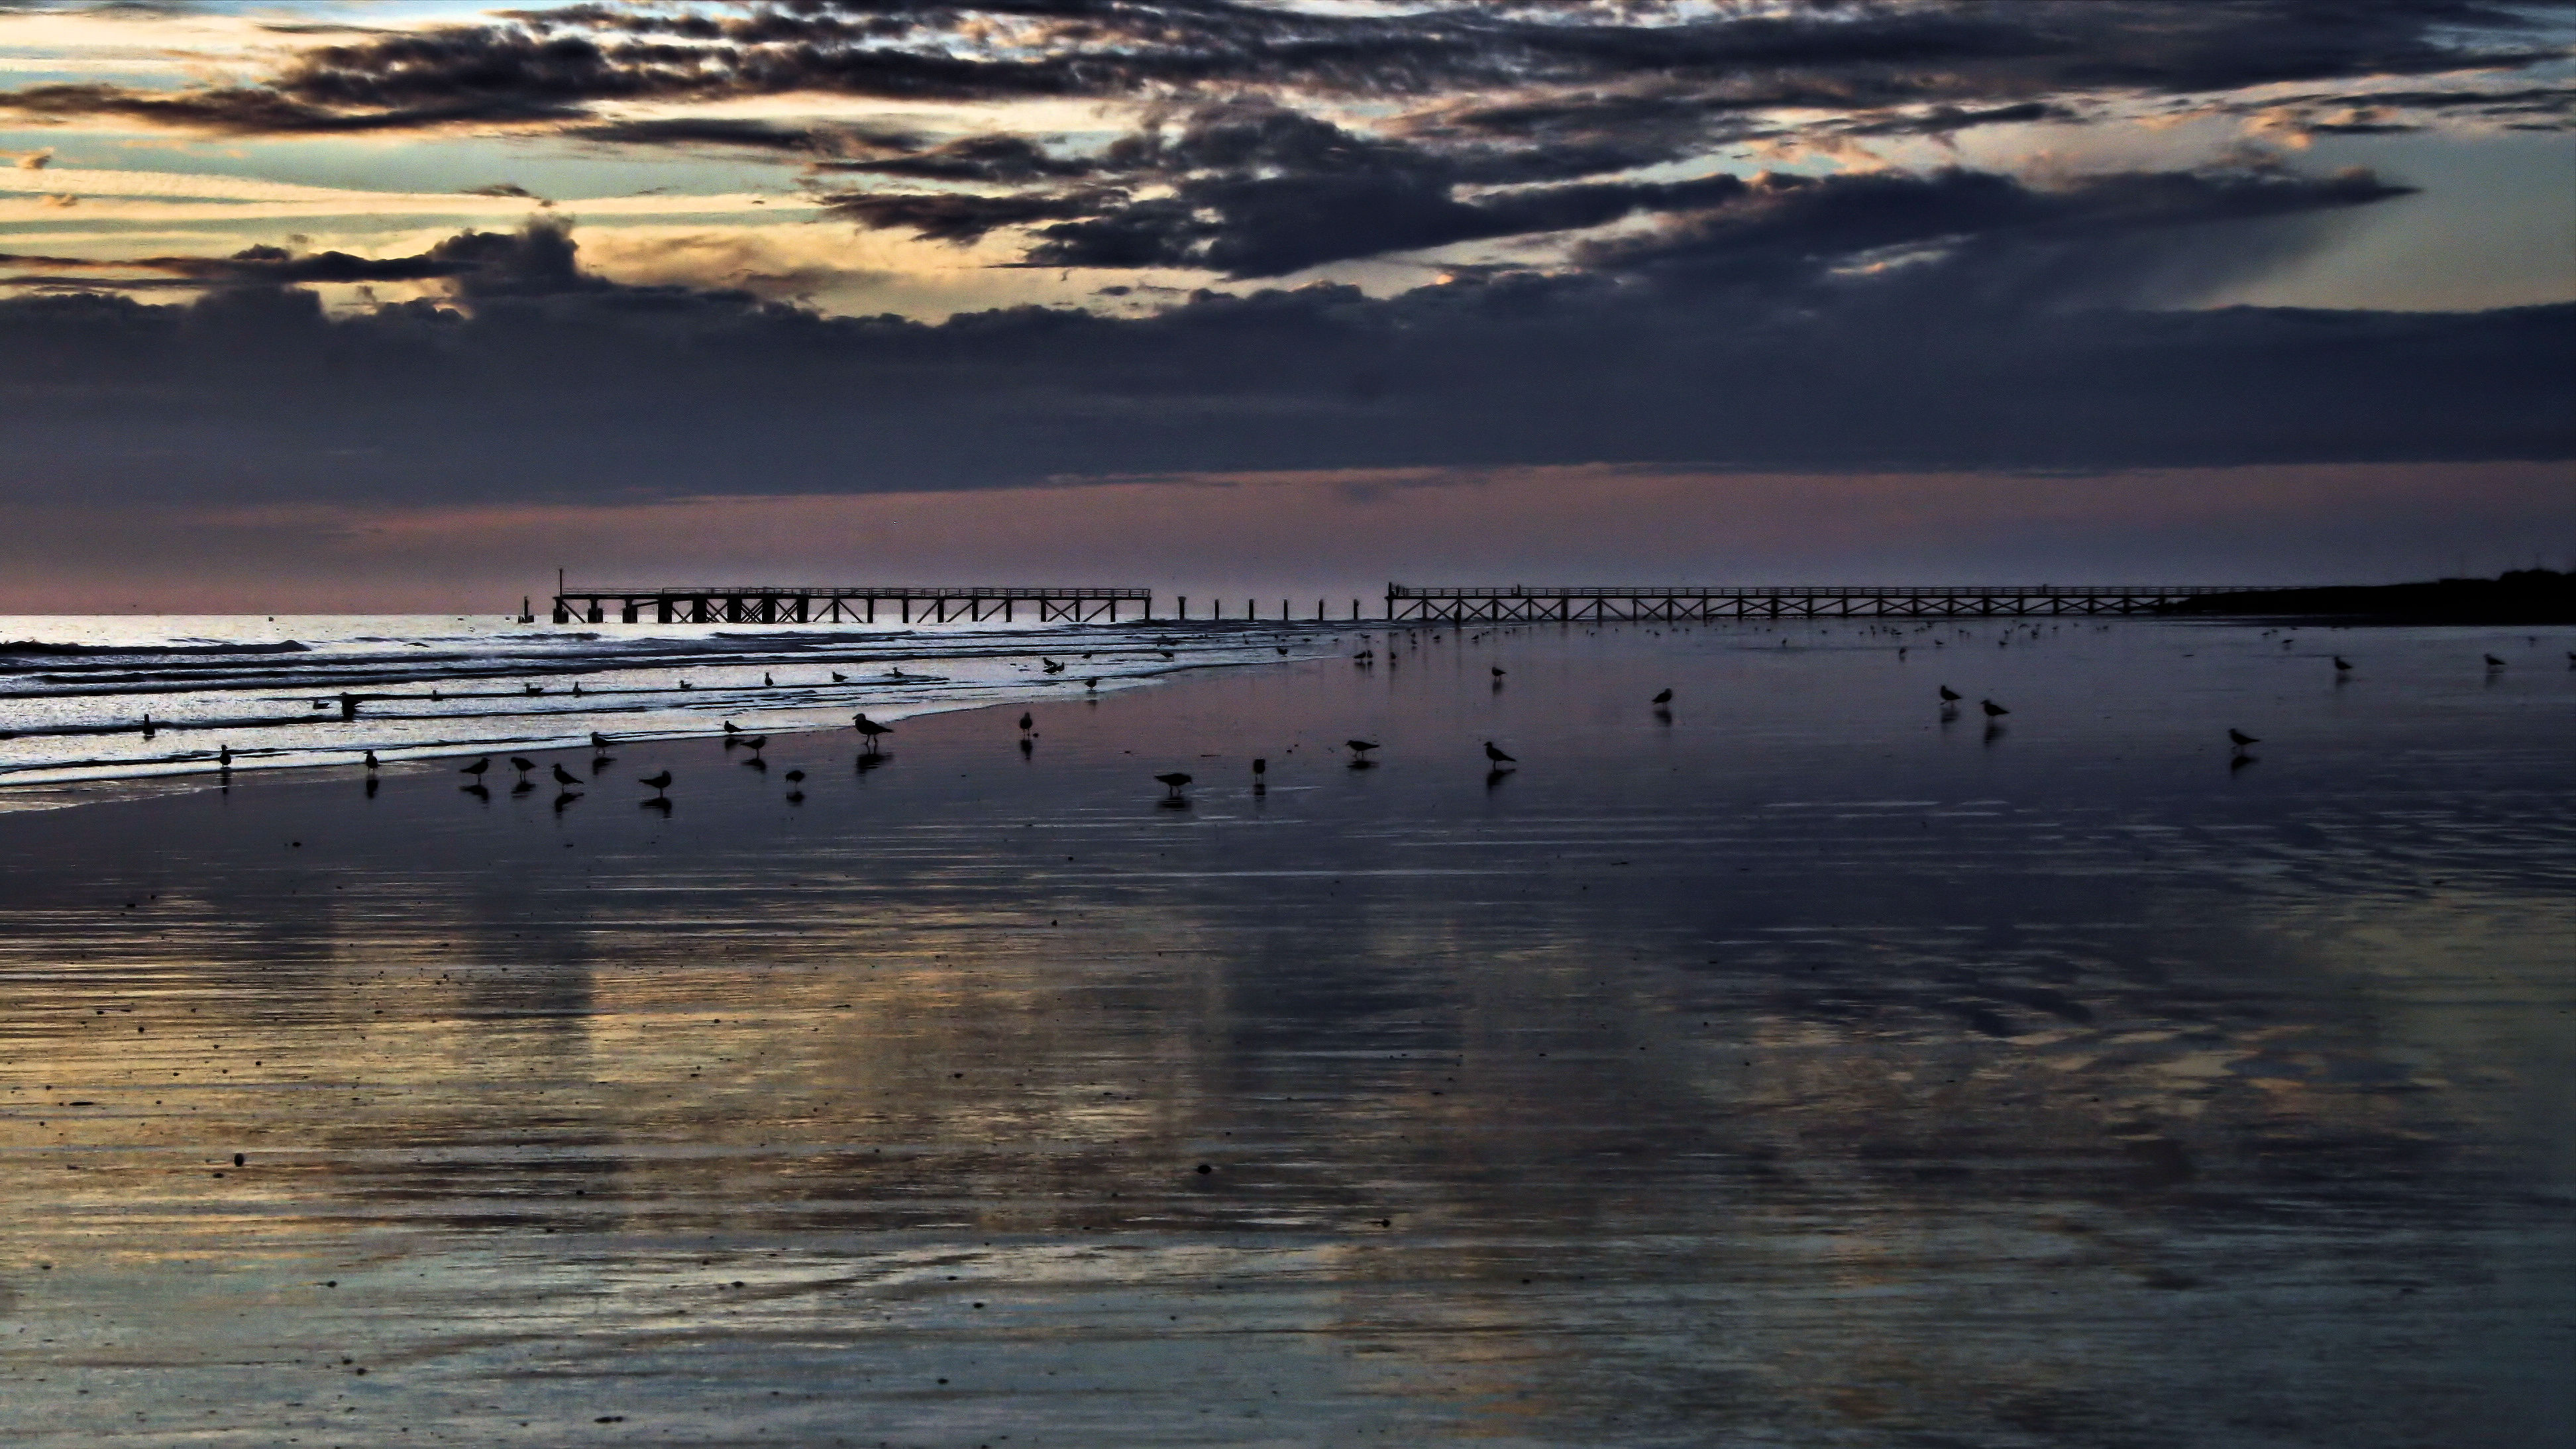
(853, 713, 894, 751)
(460, 756, 490, 782)
(510, 756, 537, 781)
(638, 769, 672, 799)
(364, 750, 380, 773)
(2484, 653, 2507, 669)
(1018, 712, 1034, 734)
(2228, 729, 2260, 753)
(1483, 741, 1516, 767)
(1652, 688, 1673, 705)
(591, 731, 613, 751)
(2334, 656, 2353, 672)
(1939, 686, 1962, 704)
(1491, 666, 1507, 678)
(1346, 739, 1379, 758)
(1980, 699, 2009, 718)
(1155, 771, 1193, 800)
(551, 763, 582, 788)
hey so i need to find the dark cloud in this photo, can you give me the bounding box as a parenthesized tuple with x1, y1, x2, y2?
(0, 171, 2559, 510)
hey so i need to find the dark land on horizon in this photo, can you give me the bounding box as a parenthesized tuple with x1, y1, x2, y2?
(2166, 568, 2576, 624)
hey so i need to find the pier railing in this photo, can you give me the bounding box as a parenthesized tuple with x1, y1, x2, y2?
(1386, 583, 2251, 622)
(555, 585, 1150, 625)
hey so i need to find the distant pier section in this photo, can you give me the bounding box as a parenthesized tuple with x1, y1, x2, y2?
(1387, 583, 2245, 623)
(554, 584, 1151, 625)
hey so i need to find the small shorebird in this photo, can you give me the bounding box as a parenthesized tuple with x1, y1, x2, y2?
(1939, 686, 1962, 703)
(763, 672, 773, 686)
(1652, 688, 1673, 704)
(740, 735, 767, 757)
(363, 750, 380, 772)
(1483, 741, 1516, 766)
(723, 720, 740, 735)
(1155, 772, 1193, 799)
(1346, 739, 1379, 757)
(1491, 666, 1506, 678)
(1084, 678, 1099, 690)
(2484, 653, 2506, 668)
(854, 713, 894, 750)
(1252, 758, 1266, 782)
(509, 756, 536, 780)
(638, 769, 672, 799)
(460, 756, 490, 782)
(1980, 699, 2009, 718)
(832, 671, 847, 683)
(551, 763, 581, 788)
(1018, 712, 1034, 733)
(783, 769, 805, 784)
(591, 731, 612, 750)
(1042, 658, 1064, 673)
(2334, 656, 2353, 672)
(2228, 729, 2260, 751)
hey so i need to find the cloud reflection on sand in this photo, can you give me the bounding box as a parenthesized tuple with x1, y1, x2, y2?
(0, 617, 2570, 1444)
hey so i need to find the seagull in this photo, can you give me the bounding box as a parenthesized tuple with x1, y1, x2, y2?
(551, 763, 581, 788)
(591, 731, 612, 750)
(1018, 712, 1034, 733)
(854, 713, 894, 749)
(1483, 741, 1516, 765)
(783, 769, 805, 784)
(1347, 739, 1379, 757)
(1652, 688, 1673, 705)
(1252, 757, 1267, 780)
(1980, 699, 2009, 718)
(723, 720, 740, 735)
(460, 756, 490, 781)
(1042, 658, 1064, 673)
(832, 671, 847, 683)
(525, 683, 544, 695)
(763, 672, 773, 686)
(1939, 686, 1962, 702)
(678, 680, 691, 689)
(2228, 728, 2259, 751)
(364, 750, 380, 772)
(510, 756, 536, 779)
(1156, 771, 1193, 799)
(740, 735, 767, 757)
(2334, 656, 2353, 671)
(1491, 666, 1506, 678)
(639, 769, 672, 798)
(2485, 653, 2506, 668)
(1085, 677, 1100, 690)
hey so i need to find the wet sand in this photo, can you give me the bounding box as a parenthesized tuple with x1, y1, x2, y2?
(1, 620, 2571, 1447)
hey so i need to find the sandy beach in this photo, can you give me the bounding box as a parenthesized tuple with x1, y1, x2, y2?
(2, 619, 2571, 1446)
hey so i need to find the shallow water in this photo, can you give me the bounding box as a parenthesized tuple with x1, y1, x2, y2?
(0, 617, 2570, 1446)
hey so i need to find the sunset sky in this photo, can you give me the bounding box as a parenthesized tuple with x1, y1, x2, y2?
(1, 0, 2569, 610)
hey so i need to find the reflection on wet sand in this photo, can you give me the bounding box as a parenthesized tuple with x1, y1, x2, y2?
(1, 619, 2571, 1444)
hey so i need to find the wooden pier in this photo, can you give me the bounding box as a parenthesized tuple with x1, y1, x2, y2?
(1385, 583, 2246, 623)
(553, 585, 1150, 626)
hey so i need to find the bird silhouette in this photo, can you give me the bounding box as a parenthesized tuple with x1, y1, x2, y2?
(741, 735, 767, 757)
(2485, 653, 2506, 668)
(363, 749, 380, 772)
(1491, 666, 1506, 677)
(724, 721, 740, 737)
(763, 672, 773, 686)
(1346, 739, 1379, 757)
(1652, 688, 1673, 704)
(509, 756, 536, 779)
(1156, 771, 1193, 799)
(591, 731, 612, 751)
(1252, 757, 1267, 782)
(1980, 700, 2009, 718)
(460, 757, 490, 781)
(783, 769, 805, 784)
(639, 770, 672, 798)
(832, 671, 848, 683)
(551, 763, 581, 787)
(2228, 729, 2260, 750)
(1084, 678, 1100, 690)
(853, 714, 893, 750)
(1939, 686, 1962, 702)
(1042, 658, 1064, 673)
(1018, 712, 1034, 733)
(2334, 656, 2353, 672)
(1483, 741, 1516, 765)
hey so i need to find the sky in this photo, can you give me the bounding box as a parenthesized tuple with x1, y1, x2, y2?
(0, 0, 2569, 611)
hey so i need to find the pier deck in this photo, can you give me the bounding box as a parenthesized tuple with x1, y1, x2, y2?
(555, 586, 1150, 626)
(1386, 584, 2246, 623)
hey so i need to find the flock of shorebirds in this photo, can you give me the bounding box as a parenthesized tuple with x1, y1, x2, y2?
(403, 626, 2549, 806)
